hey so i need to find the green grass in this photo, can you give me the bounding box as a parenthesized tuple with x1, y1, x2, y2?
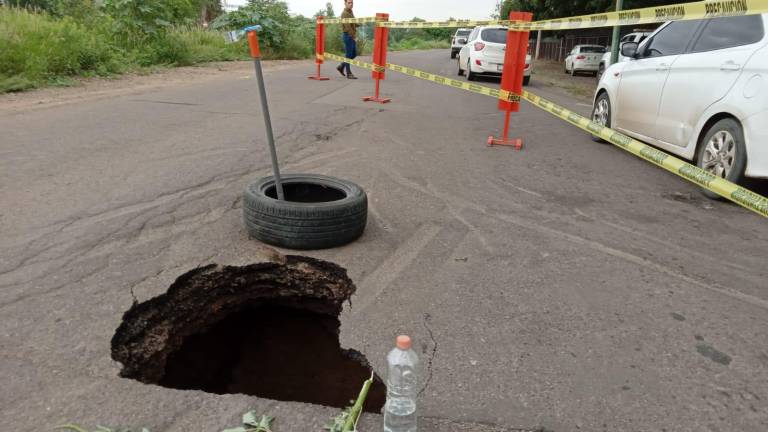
(390, 38, 451, 51)
(0, 7, 246, 93)
(0, 7, 455, 94)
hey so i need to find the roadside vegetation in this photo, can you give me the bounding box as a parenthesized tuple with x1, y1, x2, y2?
(0, 0, 452, 94)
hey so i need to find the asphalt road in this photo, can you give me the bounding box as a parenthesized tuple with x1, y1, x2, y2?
(2, 49, 767, 432)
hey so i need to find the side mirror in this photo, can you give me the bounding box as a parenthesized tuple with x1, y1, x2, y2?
(621, 41, 639, 58)
(458, 38, 467, 44)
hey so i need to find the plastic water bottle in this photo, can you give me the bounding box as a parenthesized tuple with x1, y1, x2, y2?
(384, 335, 419, 432)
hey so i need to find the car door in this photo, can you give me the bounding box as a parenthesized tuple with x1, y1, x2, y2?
(459, 28, 478, 70)
(614, 20, 702, 138)
(655, 15, 767, 147)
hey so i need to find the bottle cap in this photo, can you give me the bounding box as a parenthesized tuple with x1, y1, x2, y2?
(396, 335, 411, 350)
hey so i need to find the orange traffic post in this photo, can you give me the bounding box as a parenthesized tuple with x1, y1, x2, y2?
(363, 13, 391, 104)
(308, 16, 330, 80)
(488, 11, 532, 149)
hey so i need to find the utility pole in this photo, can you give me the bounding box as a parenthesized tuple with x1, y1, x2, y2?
(610, 0, 624, 64)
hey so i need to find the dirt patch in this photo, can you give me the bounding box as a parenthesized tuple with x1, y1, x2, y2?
(530, 60, 597, 103)
(0, 60, 308, 114)
(111, 256, 385, 413)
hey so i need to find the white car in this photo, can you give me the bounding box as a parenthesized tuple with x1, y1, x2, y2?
(592, 14, 768, 196)
(451, 28, 472, 59)
(598, 31, 652, 79)
(457, 26, 532, 85)
(565, 44, 606, 76)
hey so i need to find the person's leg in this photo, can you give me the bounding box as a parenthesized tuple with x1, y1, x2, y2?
(343, 33, 354, 76)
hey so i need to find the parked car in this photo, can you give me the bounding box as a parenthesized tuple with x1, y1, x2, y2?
(451, 28, 472, 59)
(598, 31, 652, 80)
(592, 14, 768, 197)
(457, 26, 533, 85)
(564, 45, 606, 76)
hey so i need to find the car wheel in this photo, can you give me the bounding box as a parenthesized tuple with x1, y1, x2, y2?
(523, 75, 530, 86)
(243, 174, 368, 249)
(466, 60, 476, 81)
(457, 58, 464, 76)
(696, 118, 747, 199)
(451, 51, 456, 59)
(591, 92, 611, 143)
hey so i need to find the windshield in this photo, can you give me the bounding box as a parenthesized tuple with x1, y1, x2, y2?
(456, 30, 470, 37)
(581, 46, 606, 53)
(481, 28, 507, 44)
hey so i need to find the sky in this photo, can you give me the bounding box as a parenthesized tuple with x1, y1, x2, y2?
(223, 0, 502, 21)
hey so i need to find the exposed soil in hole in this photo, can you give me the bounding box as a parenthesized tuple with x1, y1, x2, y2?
(111, 256, 385, 413)
(265, 182, 347, 202)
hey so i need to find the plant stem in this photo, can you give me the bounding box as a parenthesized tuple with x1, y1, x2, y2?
(343, 373, 374, 431)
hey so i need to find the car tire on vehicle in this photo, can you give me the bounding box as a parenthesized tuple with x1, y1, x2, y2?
(591, 92, 611, 143)
(243, 174, 367, 250)
(466, 60, 476, 81)
(523, 76, 530, 86)
(457, 59, 464, 76)
(451, 51, 456, 59)
(696, 118, 747, 200)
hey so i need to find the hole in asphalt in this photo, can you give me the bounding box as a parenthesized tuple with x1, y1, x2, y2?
(111, 257, 385, 413)
(265, 182, 347, 202)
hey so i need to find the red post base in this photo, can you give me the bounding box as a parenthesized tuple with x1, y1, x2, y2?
(487, 136, 523, 149)
(362, 79, 390, 103)
(488, 109, 522, 149)
(362, 96, 391, 103)
(308, 64, 329, 80)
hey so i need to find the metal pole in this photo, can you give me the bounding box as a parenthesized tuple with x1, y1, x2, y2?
(252, 56, 285, 200)
(535, 30, 542, 60)
(610, 0, 624, 64)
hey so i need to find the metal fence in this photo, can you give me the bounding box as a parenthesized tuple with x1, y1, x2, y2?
(529, 36, 611, 61)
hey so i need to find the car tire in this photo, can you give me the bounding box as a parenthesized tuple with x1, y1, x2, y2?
(564, 64, 569, 74)
(523, 75, 530, 86)
(466, 60, 476, 81)
(591, 92, 611, 143)
(243, 174, 368, 250)
(457, 58, 464, 76)
(696, 118, 747, 200)
(451, 51, 456, 59)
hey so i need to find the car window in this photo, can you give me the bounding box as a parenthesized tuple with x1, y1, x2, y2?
(620, 35, 632, 43)
(638, 35, 648, 44)
(692, 15, 764, 52)
(643, 20, 702, 57)
(581, 46, 606, 53)
(481, 28, 507, 44)
(456, 30, 471, 37)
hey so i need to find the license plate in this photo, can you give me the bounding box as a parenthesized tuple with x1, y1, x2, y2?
(497, 64, 504, 72)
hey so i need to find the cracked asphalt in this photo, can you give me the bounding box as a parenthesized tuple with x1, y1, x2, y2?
(1, 50, 768, 432)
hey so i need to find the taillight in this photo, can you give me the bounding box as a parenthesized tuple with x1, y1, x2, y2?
(474, 42, 485, 51)
(576, 55, 586, 60)
(475, 59, 482, 66)
(525, 63, 530, 69)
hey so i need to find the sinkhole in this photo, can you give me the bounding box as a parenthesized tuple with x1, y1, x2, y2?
(111, 256, 386, 412)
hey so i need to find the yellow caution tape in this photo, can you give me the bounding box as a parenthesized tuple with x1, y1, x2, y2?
(322, 52, 520, 103)
(373, 0, 768, 30)
(513, 0, 768, 31)
(522, 90, 768, 219)
(322, 16, 381, 24)
(379, 19, 512, 28)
